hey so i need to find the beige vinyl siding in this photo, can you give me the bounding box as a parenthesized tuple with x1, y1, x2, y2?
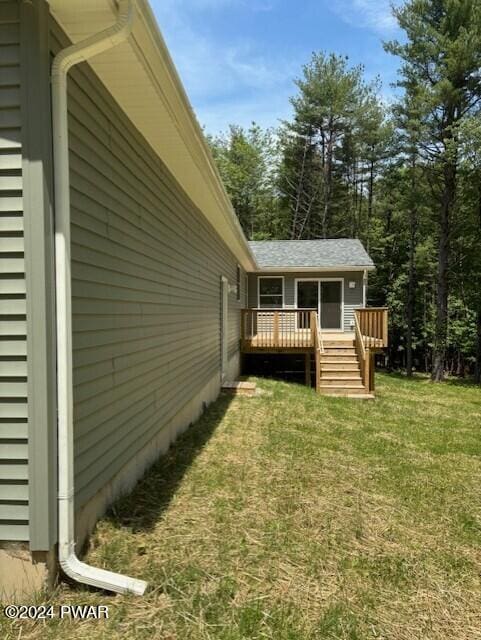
(51, 21, 244, 509)
(248, 271, 364, 331)
(0, 0, 28, 542)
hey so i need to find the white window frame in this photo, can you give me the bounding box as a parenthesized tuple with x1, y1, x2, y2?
(257, 275, 285, 309)
(294, 277, 344, 332)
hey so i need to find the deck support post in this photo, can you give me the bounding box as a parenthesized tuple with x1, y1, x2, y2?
(305, 352, 311, 387)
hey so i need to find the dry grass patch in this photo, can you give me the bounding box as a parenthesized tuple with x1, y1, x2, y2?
(2, 373, 481, 639)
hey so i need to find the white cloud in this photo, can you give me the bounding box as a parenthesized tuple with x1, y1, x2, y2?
(149, 0, 293, 133)
(329, 0, 400, 34)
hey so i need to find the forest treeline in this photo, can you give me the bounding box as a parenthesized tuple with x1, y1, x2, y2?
(208, 0, 481, 382)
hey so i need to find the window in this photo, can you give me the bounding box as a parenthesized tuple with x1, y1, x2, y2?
(258, 277, 283, 308)
(236, 265, 241, 302)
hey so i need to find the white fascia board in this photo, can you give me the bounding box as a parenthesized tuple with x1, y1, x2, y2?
(252, 265, 376, 273)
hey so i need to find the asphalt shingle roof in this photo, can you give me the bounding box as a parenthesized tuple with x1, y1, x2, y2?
(249, 239, 374, 269)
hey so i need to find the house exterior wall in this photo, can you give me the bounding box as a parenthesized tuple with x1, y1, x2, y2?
(247, 271, 365, 331)
(0, 0, 57, 554)
(50, 20, 245, 522)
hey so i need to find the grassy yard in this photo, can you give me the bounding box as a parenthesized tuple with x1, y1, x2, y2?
(3, 373, 481, 640)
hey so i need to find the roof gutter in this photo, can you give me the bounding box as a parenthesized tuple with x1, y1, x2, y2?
(52, 0, 147, 596)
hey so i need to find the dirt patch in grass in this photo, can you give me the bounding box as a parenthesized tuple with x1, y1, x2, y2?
(2, 374, 481, 639)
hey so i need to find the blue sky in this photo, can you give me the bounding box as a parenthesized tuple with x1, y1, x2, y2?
(149, 0, 403, 135)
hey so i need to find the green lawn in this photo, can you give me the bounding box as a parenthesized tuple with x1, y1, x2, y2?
(4, 374, 481, 640)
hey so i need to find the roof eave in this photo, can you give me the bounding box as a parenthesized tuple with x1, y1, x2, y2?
(47, 0, 257, 272)
(254, 265, 375, 273)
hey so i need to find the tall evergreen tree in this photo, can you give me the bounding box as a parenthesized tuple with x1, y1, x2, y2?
(386, 0, 481, 381)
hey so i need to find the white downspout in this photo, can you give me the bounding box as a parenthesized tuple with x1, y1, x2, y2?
(52, 0, 147, 596)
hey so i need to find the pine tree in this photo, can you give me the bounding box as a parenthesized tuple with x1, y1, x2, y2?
(386, 0, 481, 381)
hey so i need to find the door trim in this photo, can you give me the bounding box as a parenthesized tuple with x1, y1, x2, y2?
(294, 278, 344, 331)
(220, 276, 228, 381)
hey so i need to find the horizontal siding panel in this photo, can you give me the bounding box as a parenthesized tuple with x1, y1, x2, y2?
(0, 172, 21, 190)
(0, 339, 26, 356)
(0, 194, 22, 211)
(0, 2, 18, 24)
(0, 22, 19, 44)
(0, 443, 27, 460)
(0, 401, 27, 419)
(0, 151, 21, 169)
(0, 44, 19, 65)
(0, 66, 20, 87)
(0, 105, 20, 127)
(0, 319, 26, 335)
(0, 422, 27, 438)
(0, 359, 27, 376)
(0, 297, 26, 314)
(0, 86, 19, 108)
(0, 461, 27, 480)
(0, 257, 24, 273)
(0, 127, 20, 148)
(0, 381, 27, 397)
(0, 232, 23, 251)
(0, 502, 28, 520)
(0, 483, 28, 500)
(0, 523, 28, 541)
(0, 213, 22, 230)
(0, 276, 25, 293)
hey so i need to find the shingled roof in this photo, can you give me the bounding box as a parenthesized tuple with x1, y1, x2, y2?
(249, 239, 374, 270)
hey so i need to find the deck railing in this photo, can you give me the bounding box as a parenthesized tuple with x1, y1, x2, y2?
(355, 308, 388, 349)
(241, 308, 316, 349)
(311, 311, 323, 391)
(354, 310, 372, 392)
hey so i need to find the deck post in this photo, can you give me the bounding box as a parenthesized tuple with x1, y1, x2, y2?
(273, 311, 279, 347)
(370, 352, 376, 392)
(305, 352, 311, 387)
(365, 347, 372, 392)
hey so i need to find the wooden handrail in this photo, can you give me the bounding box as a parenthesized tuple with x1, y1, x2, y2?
(355, 308, 388, 349)
(354, 311, 366, 359)
(354, 311, 370, 392)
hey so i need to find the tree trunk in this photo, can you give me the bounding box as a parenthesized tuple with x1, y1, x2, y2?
(456, 350, 465, 378)
(367, 158, 374, 252)
(322, 130, 334, 238)
(475, 308, 481, 385)
(432, 160, 456, 382)
(406, 158, 417, 378)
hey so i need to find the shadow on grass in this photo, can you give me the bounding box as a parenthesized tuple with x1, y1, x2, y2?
(103, 393, 234, 534)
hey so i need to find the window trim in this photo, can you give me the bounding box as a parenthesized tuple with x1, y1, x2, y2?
(257, 275, 285, 309)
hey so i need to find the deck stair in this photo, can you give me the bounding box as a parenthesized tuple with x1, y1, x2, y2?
(318, 338, 373, 398)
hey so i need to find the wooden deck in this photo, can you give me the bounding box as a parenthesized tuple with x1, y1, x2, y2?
(241, 308, 389, 398)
